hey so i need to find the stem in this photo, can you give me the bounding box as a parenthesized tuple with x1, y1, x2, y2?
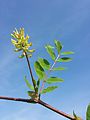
(39, 80, 45, 93)
(49, 54, 60, 71)
(38, 100, 76, 120)
(0, 96, 38, 103)
(24, 52, 36, 92)
(0, 96, 76, 120)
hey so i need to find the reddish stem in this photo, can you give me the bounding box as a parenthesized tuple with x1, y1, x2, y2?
(0, 96, 76, 120)
(38, 99, 75, 120)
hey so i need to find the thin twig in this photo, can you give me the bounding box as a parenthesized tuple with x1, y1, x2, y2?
(49, 54, 60, 71)
(0, 96, 76, 120)
(39, 80, 45, 93)
(24, 52, 36, 91)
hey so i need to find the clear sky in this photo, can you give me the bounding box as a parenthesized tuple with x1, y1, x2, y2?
(0, 0, 90, 120)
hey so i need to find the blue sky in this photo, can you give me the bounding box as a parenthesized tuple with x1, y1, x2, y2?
(0, 0, 90, 120)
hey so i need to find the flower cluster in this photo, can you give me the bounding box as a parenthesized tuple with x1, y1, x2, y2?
(11, 28, 35, 58)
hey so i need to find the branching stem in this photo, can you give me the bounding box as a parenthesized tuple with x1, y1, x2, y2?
(0, 96, 76, 120)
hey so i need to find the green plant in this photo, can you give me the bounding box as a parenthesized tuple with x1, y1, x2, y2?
(0, 28, 89, 120)
(11, 28, 73, 99)
(86, 104, 90, 120)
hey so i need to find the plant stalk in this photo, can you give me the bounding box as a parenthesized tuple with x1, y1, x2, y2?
(24, 52, 36, 92)
(0, 95, 76, 120)
(0, 96, 37, 103)
(38, 99, 76, 120)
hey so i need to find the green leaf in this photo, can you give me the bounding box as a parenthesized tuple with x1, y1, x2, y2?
(73, 111, 77, 118)
(33, 79, 37, 87)
(34, 61, 45, 79)
(45, 45, 54, 49)
(27, 91, 38, 104)
(61, 51, 74, 55)
(27, 54, 32, 58)
(37, 79, 40, 88)
(73, 111, 82, 120)
(38, 58, 50, 70)
(45, 45, 56, 60)
(24, 76, 34, 90)
(52, 67, 66, 71)
(86, 104, 90, 120)
(28, 91, 36, 98)
(35, 87, 38, 94)
(41, 86, 58, 94)
(54, 40, 62, 54)
(46, 77, 64, 84)
(18, 54, 25, 58)
(27, 49, 35, 53)
(57, 57, 72, 62)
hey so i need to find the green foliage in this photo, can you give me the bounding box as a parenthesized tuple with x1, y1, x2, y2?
(61, 51, 74, 55)
(73, 111, 77, 118)
(33, 40, 74, 94)
(37, 79, 40, 88)
(10, 28, 86, 120)
(24, 76, 34, 90)
(45, 45, 56, 60)
(57, 57, 72, 62)
(41, 86, 58, 94)
(54, 40, 62, 54)
(38, 58, 50, 70)
(18, 54, 25, 58)
(46, 77, 64, 84)
(28, 91, 36, 98)
(34, 61, 45, 79)
(52, 67, 66, 71)
(11, 28, 74, 99)
(86, 104, 90, 120)
(28, 90, 39, 102)
(33, 79, 37, 88)
(73, 111, 82, 120)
